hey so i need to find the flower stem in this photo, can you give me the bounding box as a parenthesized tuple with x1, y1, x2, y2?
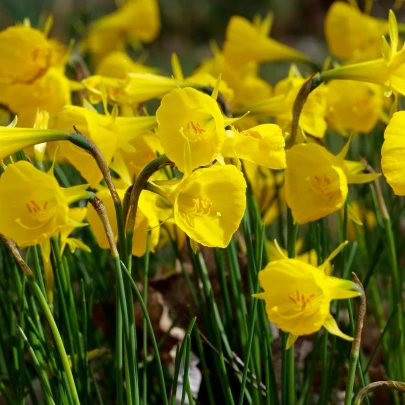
(288, 73, 322, 148)
(354, 381, 405, 405)
(286, 211, 299, 405)
(344, 274, 366, 405)
(0, 235, 80, 405)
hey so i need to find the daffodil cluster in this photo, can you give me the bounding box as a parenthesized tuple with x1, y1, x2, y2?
(1, 0, 405, 352)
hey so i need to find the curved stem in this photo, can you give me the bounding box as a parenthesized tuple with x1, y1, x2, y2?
(0, 235, 79, 405)
(354, 381, 405, 405)
(344, 274, 366, 405)
(288, 73, 322, 149)
(125, 154, 174, 267)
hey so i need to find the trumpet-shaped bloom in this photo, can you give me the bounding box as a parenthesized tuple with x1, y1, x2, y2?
(221, 124, 286, 169)
(256, 255, 361, 348)
(156, 88, 225, 173)
(86, 0, 160, 61)
(223, 16, 308, 68)
(49, 106, 118, 187)
(238, 76, 328, 139)
(382, 111, 405, 195)
(196, 47, 272, 108)
(0, 67, 71, 127)
(321, 11, 405, 96)
(0, 161, 88, 246)
(326, 80, 383, 134)
(0, 126, 70, 161)
(49, 106, 156, 187)
(0, 25, 52, 84)
(325, 1, 388, 61)
(87, 188, 160, 257)
(96, 51, 157, 79)
(285, 142, 380, 224)
(173, 165, 246, 247)
(267, 239, 331, 274)
(82, 73, 177, 106)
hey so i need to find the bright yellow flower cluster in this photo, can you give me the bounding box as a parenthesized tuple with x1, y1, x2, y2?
(2, 0, 405, 348)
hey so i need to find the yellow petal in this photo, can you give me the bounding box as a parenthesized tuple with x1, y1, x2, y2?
(173, 165, 246, 247)
(286, 333, 298, 350)
(323, 313, 353, 341)
(381, 111, 405, 195)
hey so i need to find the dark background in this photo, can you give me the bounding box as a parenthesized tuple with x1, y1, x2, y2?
(0, 0, 402, 78)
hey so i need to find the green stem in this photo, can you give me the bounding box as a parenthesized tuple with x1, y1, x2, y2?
(121, 261, 169, 405)
(237, 297, 259, 405)
(286, 212, 298, 405)
(29, 280, 80, 405)
(142, 232, 151, 405)
(344, 276, 366, 405)
(383, 217, 405, 381)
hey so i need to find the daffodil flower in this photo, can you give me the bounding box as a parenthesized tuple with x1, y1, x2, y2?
(0, 25, 52, 84)
(256, 242, 361, 348)
(2, 67, 71, 127)
(321, 11, 405, 96)
(382, 111, 405, 195)
(83, 55, 234, 106)
(196, 46, 272, 108)
(325, 1, 388, 62)
(172, 164, 246, 247)
(0, 126, 70, 161)
(95, 51, 157, 79)
(223, 15, 309, 68)
(221, 124, 286, 169)
(49, 105, 157, 187)
(236, 74, 328, 139)
(0, 24, 72, 127)
(156, 87, 225, 173)
(0, 161, 89, 247)
(85, 0, 160, 62)
(325, 80, 383, 135)
(285, 141, 380, 224)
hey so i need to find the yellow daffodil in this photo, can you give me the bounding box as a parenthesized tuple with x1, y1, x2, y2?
(61, 207, 91, 254)
(223, 15, 308, 68)
(0, 161, 88, 246)
(267, 239, 331, 273)
(49, 105, 118, 186)
(84, 57, 233, 107)
(86, 0, 160, 62)
(87, 188, 160, 257)
(326, 80, 383, 135)
(0, 126, 70, 161)
(0, 24, 71, 127)
(321, 11, 405, 96)
(0, 25, 51, 84)
(156, 87, 225, 173)
(1, 67, 71, 127)
(382, 111, 405, 195)
(221, 124, 286, 169)
(172, 165, 246, 247)
(49, 105, 156, 187)
(110, 131, 162, 183)
(196, 46, 272, 108)
(256, 243, 361, 348)
(82, 73, 178, 106)
(324, 1, 388, 62)
(237, 75, 328, 139)
(96, 51, 157, 79)
(285, 142, 380, 224)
